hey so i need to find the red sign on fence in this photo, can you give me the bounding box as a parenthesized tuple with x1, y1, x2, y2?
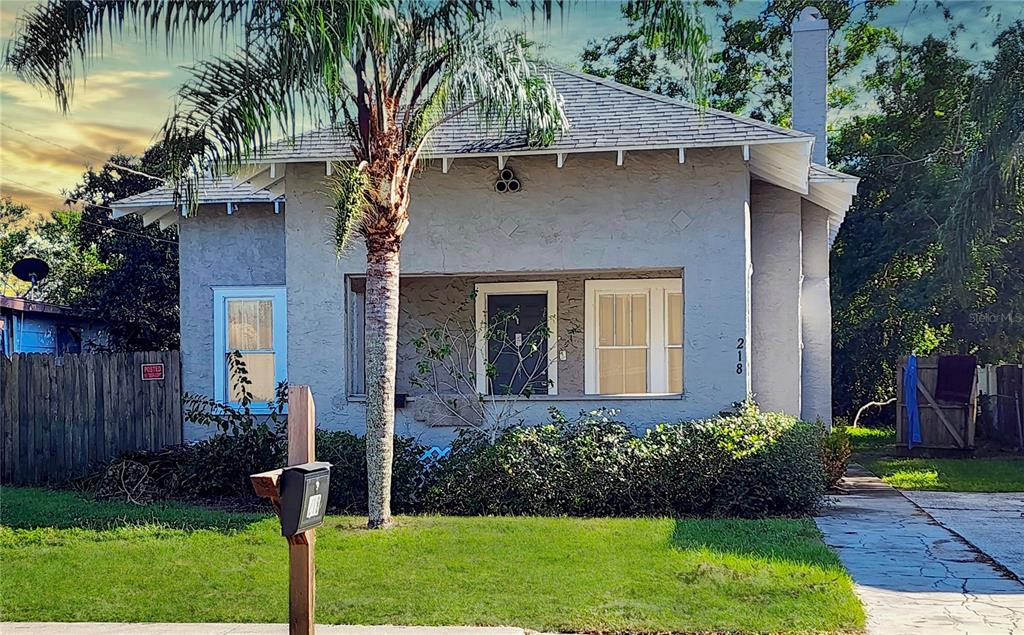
(141, 363, 164, 381)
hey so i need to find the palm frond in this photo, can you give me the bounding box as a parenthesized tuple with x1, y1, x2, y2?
(622, 0, 710, 106)
(156, 38, 342, 211)
(3, 0, 265, 112)
(411, 29, 569, 152)
(327, 161, 371, 255)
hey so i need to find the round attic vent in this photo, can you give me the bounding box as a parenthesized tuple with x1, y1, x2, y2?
(495, 168, 521, 193)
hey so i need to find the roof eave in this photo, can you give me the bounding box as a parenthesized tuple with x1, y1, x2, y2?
(254, 135, 814, 165)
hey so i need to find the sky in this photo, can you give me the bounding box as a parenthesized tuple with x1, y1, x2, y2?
(1, 0, 1023, 215)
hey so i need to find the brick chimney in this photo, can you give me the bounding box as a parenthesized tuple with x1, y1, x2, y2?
(792, 7, 829, 165)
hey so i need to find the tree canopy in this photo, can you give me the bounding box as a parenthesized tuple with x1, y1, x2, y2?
(0, 147, 179, 351)
(831, 24, 1024, 416)
(582, 0, 897, 123)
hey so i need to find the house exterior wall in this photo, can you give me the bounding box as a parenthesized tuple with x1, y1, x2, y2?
(750, 181, 802, 415)
(1, 312, 102, 354)
(174, 148, 837, 443)
(178, 203, 286, 438)
(277, 148, 751, 443)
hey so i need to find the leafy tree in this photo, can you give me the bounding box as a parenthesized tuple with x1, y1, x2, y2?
(0, 199, 34, 296)
(1, 199, 107, 306)
(831, 26, 1024, 417)
(6, 0, 710, 528)
(63, 147, 180, 350)
(937, 23, 1024, 364)
(0, 147, 178, 351)
(582, 0, 897, 123)
(941, 23, 1024, 283)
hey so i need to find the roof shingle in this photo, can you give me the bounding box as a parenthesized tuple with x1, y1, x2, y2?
(110, 177, 281, 209)
(258, 67, 811, 162)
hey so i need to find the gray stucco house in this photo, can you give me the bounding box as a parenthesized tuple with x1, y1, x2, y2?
(112, 9, 857, 443)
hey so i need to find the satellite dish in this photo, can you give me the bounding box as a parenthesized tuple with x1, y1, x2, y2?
(12, 257, 49, 297)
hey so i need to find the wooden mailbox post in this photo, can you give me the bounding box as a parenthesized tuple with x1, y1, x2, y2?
(251, 385, 319, 635)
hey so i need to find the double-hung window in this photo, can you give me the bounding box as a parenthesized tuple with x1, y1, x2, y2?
(584, 278, 683, 395)
(213, 286, 287, 408)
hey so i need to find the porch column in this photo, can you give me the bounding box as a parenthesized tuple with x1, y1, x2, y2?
(750, 182, 802, 416)
(801, 200, 832, 427)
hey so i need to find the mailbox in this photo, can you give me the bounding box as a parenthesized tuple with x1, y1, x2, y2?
(278, 461, 332, 537)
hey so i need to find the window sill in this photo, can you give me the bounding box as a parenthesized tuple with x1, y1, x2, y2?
(214, 402, 285, 415)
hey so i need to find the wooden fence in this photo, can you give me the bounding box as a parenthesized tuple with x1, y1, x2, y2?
(1, 351, 182, 484)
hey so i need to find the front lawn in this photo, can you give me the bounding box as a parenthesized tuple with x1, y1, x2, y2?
(0, 487, 864, 633)
(848, 427, 1024, 492)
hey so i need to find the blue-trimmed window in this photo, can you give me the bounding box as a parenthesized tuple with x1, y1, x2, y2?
(213, 286, 287, 409)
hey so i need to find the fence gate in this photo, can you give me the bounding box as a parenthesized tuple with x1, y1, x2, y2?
(0, 351, 182, 485)
(896, 355, 978, 452)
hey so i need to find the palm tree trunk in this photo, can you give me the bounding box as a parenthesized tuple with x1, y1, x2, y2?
(364, 241, 400, 529)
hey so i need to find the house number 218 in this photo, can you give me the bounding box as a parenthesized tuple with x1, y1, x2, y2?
(736, 338, 744, 374)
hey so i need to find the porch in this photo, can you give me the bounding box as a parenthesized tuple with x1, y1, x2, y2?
(345, 269, 710, 433)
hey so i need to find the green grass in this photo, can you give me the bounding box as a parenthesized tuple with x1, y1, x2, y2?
(0, 487, 864, 633)
(846, 426, 898, 453)
(847, 426, 1024, 492)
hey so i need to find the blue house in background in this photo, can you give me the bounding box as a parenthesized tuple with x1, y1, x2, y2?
(0, 297, 103, 356)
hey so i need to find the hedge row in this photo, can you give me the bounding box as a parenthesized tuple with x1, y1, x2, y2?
(425, 404, 831, 517)
(90, 403, 842, 517)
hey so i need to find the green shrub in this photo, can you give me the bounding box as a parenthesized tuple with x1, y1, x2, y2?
(91, 429, 426, 512)
(316, 430, 426, 513)
(426, 403, 829, 518)
(820, 428, 852, 487)
(89, 374, 828, 518)
(90, 421, 287, 503)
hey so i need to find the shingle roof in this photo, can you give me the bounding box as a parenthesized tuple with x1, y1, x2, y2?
(258, 67, 811, 162)
(810, 163, 858, 182)
(109, 177, 280, 210)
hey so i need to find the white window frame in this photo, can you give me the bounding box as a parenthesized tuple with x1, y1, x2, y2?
(474, 281, 558, 396)
(584, 278, 683, 395)
(347, 277, 366, 397)
(213, 286, 288, 412)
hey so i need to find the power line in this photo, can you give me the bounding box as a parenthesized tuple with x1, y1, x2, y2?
(0, 121, 167, 183)
(1, 177, 179, 247)
(77, 216, 179, 246)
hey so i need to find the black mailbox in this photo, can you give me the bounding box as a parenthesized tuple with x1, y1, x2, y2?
(278, 461, 332, 537)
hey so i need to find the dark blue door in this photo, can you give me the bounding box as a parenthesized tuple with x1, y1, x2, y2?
(486, 293, 548, 395)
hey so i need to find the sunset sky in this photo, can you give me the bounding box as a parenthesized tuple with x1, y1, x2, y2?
(2, 0, 1022, 216)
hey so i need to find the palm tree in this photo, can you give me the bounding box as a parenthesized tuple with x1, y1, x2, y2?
(6, 0, 709, 529)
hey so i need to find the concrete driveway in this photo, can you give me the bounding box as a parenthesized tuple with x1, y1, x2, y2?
(903, 490, 1024, 581)
(816, 465, 1024, 634)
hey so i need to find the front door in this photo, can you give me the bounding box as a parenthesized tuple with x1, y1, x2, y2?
(486, 293, 549, 395)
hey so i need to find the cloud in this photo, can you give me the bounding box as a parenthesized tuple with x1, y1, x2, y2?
(0, 118, 156, 221)
(1, 69, 172, 110)
(2, 120, 154, 167)
(0, 182, 66, 220)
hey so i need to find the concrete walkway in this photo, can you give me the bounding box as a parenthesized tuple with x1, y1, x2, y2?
(904, 490, 1024, 581)
(1, 625, 529, 635)
(816, 465, 1024, 634)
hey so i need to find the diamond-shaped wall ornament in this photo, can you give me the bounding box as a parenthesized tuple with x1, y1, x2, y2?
(498, 218, 520, 237)
(671, 208, 693, 231)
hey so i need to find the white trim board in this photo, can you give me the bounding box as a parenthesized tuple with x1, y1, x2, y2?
(474, 281, 559, 396)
